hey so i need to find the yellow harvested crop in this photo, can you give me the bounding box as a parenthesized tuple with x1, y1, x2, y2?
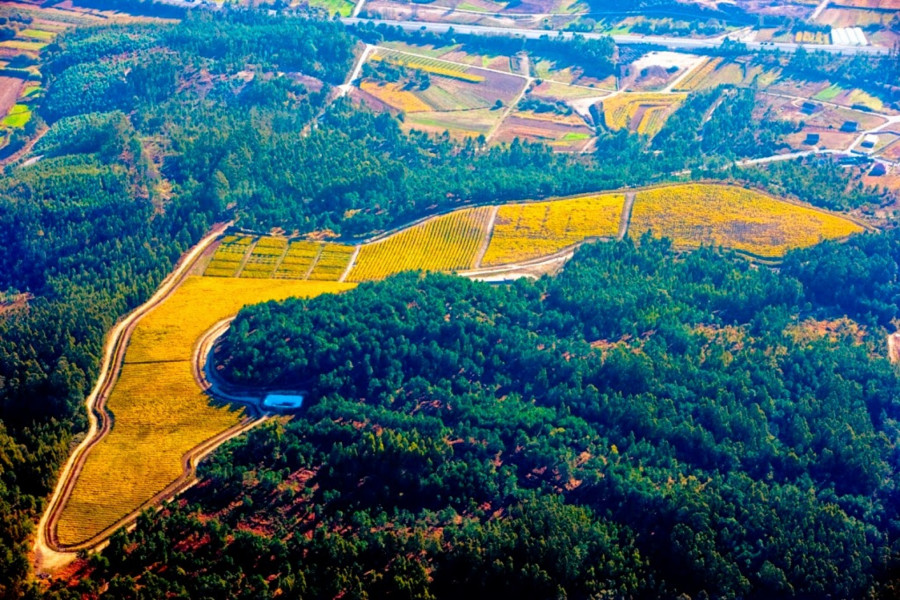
(360, 81, 432, 113)
(481, 194, 625, 266)
(629, 184, 864, 257)
(55, 277, 355, 547)
(349, 207, 493, 281)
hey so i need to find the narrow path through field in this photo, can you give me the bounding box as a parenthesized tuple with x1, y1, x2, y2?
(232, 238, 259, 277)
(473, 205, 500, 268)
(485, 75, 533, 143)
(303, 244, 325, 280)
(617, 192, 636, 241)
(809, 0, 829, 22)
(338, 43, 374, 97)
(34, 222, 231, 575)
(339, 246, 361, 282)
(270, 242, 293, 277)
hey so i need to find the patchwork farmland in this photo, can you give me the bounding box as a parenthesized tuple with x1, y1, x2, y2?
(352, 44, 608, 147)
(49, 182, 866, 552)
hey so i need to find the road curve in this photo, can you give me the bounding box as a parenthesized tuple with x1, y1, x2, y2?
(34, 222, 231, 573)
(341, 18, 893, 55)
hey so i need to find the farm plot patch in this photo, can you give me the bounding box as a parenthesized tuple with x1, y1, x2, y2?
(358, 48, 526, 139)
(600, 93, 686, 137)
(55, 277, 355, 547)
(349, 207, 493, 281)
(672, 58, 781, 92)
(629, 184, 864, 257)
(203, 235, 253, 277)
(492, 110, 594, 151)
(482, 193, 624, 266)
(239, 237, 288, 279)
(308, 244, 355, 281)
(274, 240, 322, 279)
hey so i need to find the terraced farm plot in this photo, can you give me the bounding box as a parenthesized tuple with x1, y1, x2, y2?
(349, 207, 494, 281)
(203, 235, 253, 277)
(629, 184, 864, 257)
(308, 244, 356, 281)
(55, 277, 355, 547)
(601, 93, 686, 137)
(360, 48, 526, 139)
(482, 194, 624, 266)
(240, 237, 288, 279)
(493, 110, 594, 151)
(274, 240, 322, 279)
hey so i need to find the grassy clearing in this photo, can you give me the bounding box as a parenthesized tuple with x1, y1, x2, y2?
(306, 0, 355, 16)
(349, 207, 493, 281)
(55, 277, 355, 547)
(20, 28, 57, 41)
(482, 194, 624, 266)
(629, 184, 863, 257)
(2, 104, 31, 128)
(0, 39, 47, 52)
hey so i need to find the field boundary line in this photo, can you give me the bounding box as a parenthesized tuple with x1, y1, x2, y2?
(617, 192, 636, 240)
(269, 241, 293, 277)
(339, 245, 361, 282)
(232, 238, 258, 278)
(485, 75, 533, 143)
(374, 45, 530, 81)
(303, 244, 326, 280)
(34, 221, 232, 572)
(474, 205, 500, 268)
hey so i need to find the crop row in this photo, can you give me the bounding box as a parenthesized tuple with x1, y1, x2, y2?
(629, 184, 863, 257)
(371, 52, 486, 83)
(349, 207, 493, 281)
(482, 195, 625, 266)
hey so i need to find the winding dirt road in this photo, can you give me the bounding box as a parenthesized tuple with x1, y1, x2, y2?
(34, 222, 231, 574)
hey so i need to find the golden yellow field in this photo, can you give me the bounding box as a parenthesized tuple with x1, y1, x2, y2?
(602, 93, 686, 136)
(204, 235, 253, 277)
(629, 184, 863, 257)
(309, 244, 356, 281)
(673, 57, 723, 91)
(348, 207, 493, 281)
(274, 240, 322, 279)
(55, 277, 355, 547)
(360, 80, 431, 113)
(482, 194, 625, 266)
(240, 237, 288, 279)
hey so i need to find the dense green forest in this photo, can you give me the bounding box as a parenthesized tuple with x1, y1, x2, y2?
(0, 5, 897, 598)
(37, 235, 900, 598)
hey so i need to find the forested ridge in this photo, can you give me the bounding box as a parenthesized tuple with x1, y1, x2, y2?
(0, 4, 897, 598)
(38, 235, 900, 599)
